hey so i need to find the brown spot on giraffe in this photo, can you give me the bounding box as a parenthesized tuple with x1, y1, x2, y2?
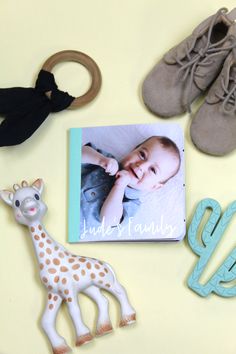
(39, 264, 44, 270)
(46, 259, 51, 265)
(86, 262, 91, 269)
(62, 278, 67, 284)
(90, 273, 96, 279)
(48, 293, 52, 300)
(46, 239, 52, 244)
(60, 266, 69, 272)
(49, 304, 54, 310)
(39, 252, 45, 258)
(59, 252, 64, 258)
(38, 225, 42, 230)
(64, 251, 69, 256)
(54, 276, 60, 283)
(54, 246, 59, 251)
(46, 248, 52, 255)
(67, 297, 72, 302)
(53, 296, 58, 301)
(48, 285, 53, 291)
(64, 289, 69, 295)
(68, 258, 75, 263)
(48, 268, 57, 274)
(34, 235, 40, 241)
(72, 264, 80, 270)
(105, 283, 111, 288)
(95, 264, 100, 270)
(99, 272, 105, 277)
(79, 258, 86, 262)
(53, 258, 60, 266)
(104, 268, 108, 273)
(98, 261, 103, 265)
(42, 277, 48, 283)
(39, 242, 44, 248)
(30, 227, 35, 232)
(73, 274, 79, 281)
(81, 269, 86, 276)
(41, 233, 46, 238)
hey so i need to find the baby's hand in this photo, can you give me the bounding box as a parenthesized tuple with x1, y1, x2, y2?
(115, 170, 132, 188)
(99, 157, 119, 176)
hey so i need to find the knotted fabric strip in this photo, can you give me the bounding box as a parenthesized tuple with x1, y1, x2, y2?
(0, 70, 75, 147)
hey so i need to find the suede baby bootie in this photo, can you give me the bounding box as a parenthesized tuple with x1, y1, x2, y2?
(142, 8, 236, 117)
(190, 48, 236, 156)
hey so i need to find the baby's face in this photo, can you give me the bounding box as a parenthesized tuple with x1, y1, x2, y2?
(120, 137, 179, 192)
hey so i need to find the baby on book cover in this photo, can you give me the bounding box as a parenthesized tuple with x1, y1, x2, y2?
(69, 123, 185, 242)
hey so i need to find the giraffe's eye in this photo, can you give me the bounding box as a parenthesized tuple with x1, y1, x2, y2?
(15, 200, 20, 207)
(34, 194, 40, 200)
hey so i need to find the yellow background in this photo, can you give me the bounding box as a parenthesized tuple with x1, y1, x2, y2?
(1, 1, 236, 353)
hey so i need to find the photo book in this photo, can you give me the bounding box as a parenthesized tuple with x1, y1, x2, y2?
(68, 123, 185, 242)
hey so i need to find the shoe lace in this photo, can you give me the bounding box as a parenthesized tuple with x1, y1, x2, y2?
(215, 71, 236, 114)
(175, 8, 236, 112)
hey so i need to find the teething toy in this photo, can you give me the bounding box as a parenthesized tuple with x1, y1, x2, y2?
(0, 179, 136, 354)
(0, 50, 102, 146)
(188, 198, 236, 297)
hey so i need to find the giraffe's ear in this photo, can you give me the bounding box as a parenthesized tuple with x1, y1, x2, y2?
(0, 190, 14, 206)
(32, 179, 44, 194)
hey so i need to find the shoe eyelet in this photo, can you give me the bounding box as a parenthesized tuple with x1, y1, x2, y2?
(220, 7, 228, 14)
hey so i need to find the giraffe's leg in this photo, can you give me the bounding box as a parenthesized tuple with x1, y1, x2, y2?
(41, 293, 71, 354)
(102, 281, 136, 328)
(65, 292, 93, 347)
(83, 285, 113, 336)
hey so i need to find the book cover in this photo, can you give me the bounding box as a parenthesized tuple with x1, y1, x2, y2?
(68, 123, 185, 242)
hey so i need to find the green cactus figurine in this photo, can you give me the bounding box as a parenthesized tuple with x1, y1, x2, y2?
(188, 198, 236, 297)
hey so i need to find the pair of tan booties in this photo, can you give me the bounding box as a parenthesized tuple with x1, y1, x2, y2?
(142, 8, 236, 156)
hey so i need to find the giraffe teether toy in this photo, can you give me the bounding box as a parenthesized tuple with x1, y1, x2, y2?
(0, 179, 136, 354)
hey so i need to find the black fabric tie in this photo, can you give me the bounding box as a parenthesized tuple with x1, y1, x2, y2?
(0, 70, 75, 146)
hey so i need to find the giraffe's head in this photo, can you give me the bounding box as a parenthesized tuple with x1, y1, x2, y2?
(0, 179, 47, 226)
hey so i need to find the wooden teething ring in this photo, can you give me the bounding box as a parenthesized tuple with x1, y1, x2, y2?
(42, 50, 102, 109)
